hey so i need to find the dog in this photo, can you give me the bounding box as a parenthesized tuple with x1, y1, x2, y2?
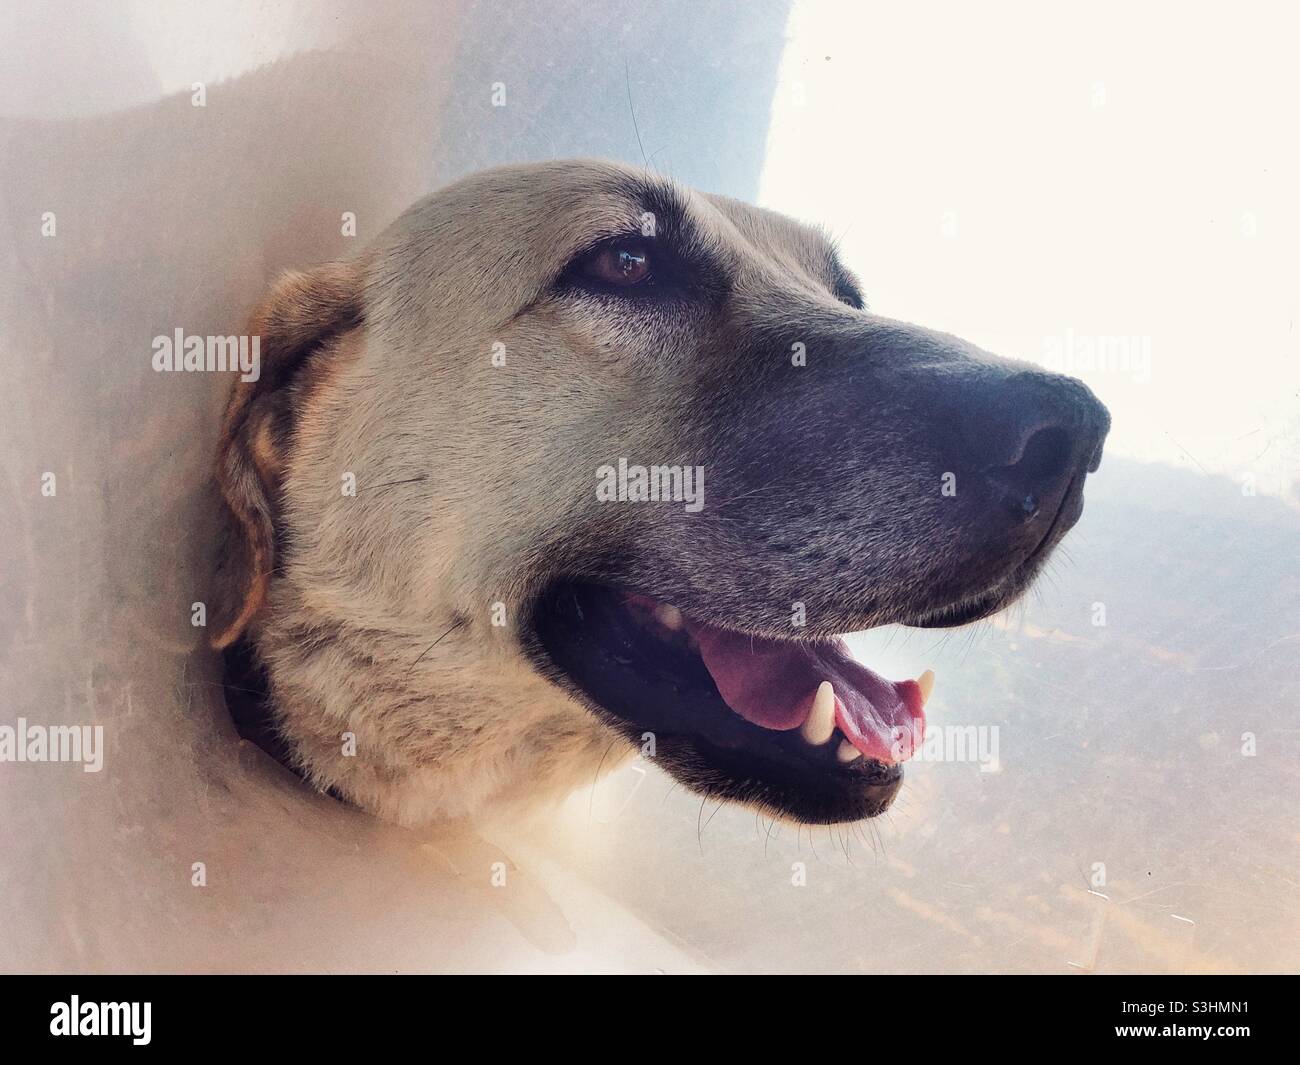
(211, 159, 1109, 828)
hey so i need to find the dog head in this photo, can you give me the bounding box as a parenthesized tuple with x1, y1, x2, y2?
(212, 159, 1109, 826)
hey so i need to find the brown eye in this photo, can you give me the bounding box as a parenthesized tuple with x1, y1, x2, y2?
(580, 241, 652, 287)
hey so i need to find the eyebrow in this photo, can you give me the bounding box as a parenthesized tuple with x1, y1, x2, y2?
(827, 252, 866, 309)
(622, 178, 693, 238)
(614, 177, 731, 295)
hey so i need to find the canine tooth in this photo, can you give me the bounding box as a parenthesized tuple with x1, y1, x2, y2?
(916, 669, 936, 704)
(799, 681, 837, 746)
(836, 739, 863, 763)
(654, 604, 684, 631)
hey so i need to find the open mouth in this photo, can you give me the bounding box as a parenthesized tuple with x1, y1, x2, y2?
(527, 581, 936, 824)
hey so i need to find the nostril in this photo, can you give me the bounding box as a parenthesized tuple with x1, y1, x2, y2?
(1008, 424, 1071, 488)
(988, 424, 1072, 522)
(952, 371, 1109, 517)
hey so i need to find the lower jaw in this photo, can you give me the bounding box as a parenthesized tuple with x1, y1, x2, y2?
(904, 587, 1010, 628)
(648, 733, 905, 823)
(526, 580, 918, 824)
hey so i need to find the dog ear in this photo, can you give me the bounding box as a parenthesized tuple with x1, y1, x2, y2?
(209, 261, 363, 650)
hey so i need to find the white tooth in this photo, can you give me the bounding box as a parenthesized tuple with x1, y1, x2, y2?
(799, 681, 837, 746)
(916, 669, 936, 704)
(836, 738, 863, 763)
(654, 604, 683, 631)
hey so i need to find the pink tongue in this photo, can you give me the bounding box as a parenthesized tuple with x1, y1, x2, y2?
(688, 623, 925, 764)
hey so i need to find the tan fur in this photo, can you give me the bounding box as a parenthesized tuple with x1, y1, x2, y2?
(208, 164, 705, 824)
(210, 159, 1102, 827)
(211, 261, 365, 650)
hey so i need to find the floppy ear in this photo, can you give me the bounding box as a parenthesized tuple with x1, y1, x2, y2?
(210, 261, 364, 650)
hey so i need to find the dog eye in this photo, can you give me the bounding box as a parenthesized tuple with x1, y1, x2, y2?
(574, 240, 653, 288)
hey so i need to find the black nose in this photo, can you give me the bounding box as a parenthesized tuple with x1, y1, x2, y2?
(960, 372, 1110, 522)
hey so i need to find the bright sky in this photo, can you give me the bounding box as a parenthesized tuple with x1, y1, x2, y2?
(759, 0, 1300, 499)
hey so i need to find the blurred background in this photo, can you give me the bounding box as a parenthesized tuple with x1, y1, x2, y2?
(1, 0, 1296, 973)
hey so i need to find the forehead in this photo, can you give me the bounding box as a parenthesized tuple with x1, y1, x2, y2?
(698, 190, 843, 284)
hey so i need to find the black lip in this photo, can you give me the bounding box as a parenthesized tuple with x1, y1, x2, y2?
(524, 581, 905, 824)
